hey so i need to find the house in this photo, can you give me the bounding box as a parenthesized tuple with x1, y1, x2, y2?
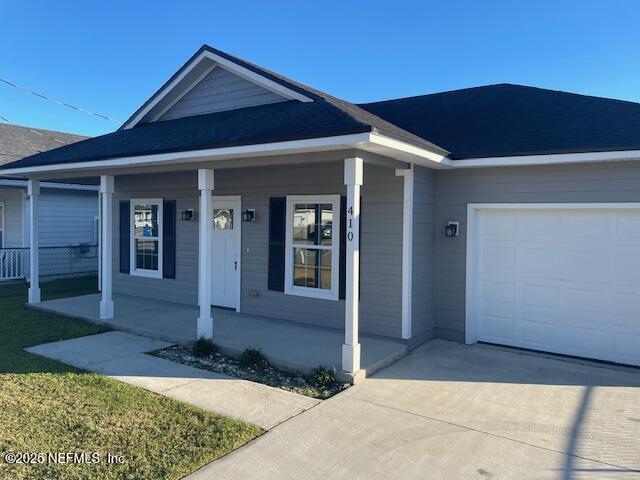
(0, 123, 98, 281)
(3, 45, 640, 380)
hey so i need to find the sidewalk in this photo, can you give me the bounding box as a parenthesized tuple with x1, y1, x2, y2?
(26, 331, 319, 430)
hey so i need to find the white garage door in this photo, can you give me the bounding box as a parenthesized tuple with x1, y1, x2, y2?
(469, 206, 640, 367)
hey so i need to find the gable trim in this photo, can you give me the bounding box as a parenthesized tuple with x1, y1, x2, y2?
(123, 50, 313, 130)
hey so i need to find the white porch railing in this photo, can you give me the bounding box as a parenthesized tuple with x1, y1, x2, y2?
(0, 245, 99, 282)
(0, 248, 27, 281)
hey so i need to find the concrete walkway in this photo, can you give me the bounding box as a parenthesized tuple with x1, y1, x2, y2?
(26, 331, 319, 430)
(189, 340, 640, 479)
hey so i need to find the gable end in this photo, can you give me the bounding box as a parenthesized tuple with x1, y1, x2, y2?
(159, 65, 287, 121)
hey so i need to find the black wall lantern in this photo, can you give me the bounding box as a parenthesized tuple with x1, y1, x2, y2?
(445, 221, 459, 238)
(242, 209, 256, 222)
(181, 209, 195, 221)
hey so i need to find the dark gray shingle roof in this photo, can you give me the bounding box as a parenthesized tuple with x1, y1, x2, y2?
(359, 84, 640, 159)
(3, 48, 640, 171)
(0, 123, 86, 167)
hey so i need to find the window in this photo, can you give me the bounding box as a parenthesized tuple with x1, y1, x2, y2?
(130, 199, 163, 278)
(214, 208, 234, 229)
(0, 202, 4, 248)
(285, 195, 340, 300)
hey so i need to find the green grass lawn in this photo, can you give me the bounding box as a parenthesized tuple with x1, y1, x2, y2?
(0, 276, 261, 480)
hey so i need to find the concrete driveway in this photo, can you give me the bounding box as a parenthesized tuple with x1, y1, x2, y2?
(190, 339, 640, 480)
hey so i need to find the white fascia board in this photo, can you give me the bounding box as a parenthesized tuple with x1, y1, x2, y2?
(123, 50, 313, 130)
(366, 133, 450, 168)
(0, 179, 97, 191)
(449, 149, 640, 168)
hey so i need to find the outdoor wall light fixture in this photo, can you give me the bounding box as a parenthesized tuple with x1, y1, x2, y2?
(242, 209, 256, 222)
(445, 221, 459, 238)
(181, 209, 195, 221)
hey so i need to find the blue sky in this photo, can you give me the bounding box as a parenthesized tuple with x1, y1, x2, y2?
(1, 0, 639, 137)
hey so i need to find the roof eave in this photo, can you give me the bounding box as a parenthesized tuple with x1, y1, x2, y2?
(0, 132, 450, 177)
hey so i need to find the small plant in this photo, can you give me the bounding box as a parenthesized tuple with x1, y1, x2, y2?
(192, 337, 218, 357)
(310, 365, 337, 388)
(239, 348, 269, 372)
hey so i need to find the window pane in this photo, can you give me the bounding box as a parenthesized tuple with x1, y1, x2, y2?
(134, 204, 159, 237)
(214, 209, 233, 230)
(292, 248, 332, 290)
(293, 248, 317, 288)
(135, 239, 159, 271)
(293, 204, 316, 244)
(319, 204, 333, 246)
(319, 250, 332, 290)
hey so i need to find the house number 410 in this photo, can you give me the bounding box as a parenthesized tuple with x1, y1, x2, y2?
(347, 206, 355, 241)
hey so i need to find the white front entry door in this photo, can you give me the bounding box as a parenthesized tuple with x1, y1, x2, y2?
(468, 206, 640, 367)
(211, 196, 241, 310)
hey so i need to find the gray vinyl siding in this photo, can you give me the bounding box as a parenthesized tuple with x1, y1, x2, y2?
(434, 160, 640, 342)
(0, 187, 24, 247)
(411, 166, 436, 342)
(39, 189, 98, 246)
(160, 66, 286, 121)
(112, 161, 403, 338)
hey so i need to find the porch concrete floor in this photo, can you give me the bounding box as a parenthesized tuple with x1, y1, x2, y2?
(32, 293, 408, 380)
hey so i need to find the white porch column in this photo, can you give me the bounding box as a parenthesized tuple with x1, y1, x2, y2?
(99, 175, 114, 319)
(197, 169, 214, 338)
(342, 157, 363, 374)
(27, 179, 40, 304)
(396, 165, 414, 340)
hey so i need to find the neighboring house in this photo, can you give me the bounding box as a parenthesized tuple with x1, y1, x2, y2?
(3, 45, 640, 378)
(0, 123, 98, 280)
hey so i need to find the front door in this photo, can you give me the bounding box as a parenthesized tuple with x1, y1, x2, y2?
(211, 196, 241, 310)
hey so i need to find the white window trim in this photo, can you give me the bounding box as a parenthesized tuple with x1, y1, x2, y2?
(0, 201, 4, 248)
(285, 195, 341, 301)
(130, 198, 163, 279)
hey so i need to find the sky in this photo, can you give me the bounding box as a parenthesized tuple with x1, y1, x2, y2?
(0, 0, 639, 137)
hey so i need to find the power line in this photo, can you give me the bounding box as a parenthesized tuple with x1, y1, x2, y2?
(0, 76, 120, 123)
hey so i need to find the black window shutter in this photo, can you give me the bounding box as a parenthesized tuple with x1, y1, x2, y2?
(268, 197, 286, 291)
(339, 195, 361, 300)
(163, 200, 176, 279)
(119, 201, 130, 273)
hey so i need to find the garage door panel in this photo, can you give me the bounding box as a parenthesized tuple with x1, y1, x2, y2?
(616, 212, 640, 243)
(522, 283, 558, 309)
(520, 319, 558, 349)
(478, 211, 516, 239)
(517, 211, 566, 243)
(612, 332, 640, 360)
(564, 325, 608, 354)
(568, 211, 614, 243)
(562, 249, 614, 284)
(480, 280, 515, 305)
(472, 207, 640, 367)
(613, 292, 640, 327)
(560, 287, 611, 322)
(479, 313, 515, 342)
(518, 247, 561, 279)
(480, 245, 516, 274)
(615, 251, 640, 287)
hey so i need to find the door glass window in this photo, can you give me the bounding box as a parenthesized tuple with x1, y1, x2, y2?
(214, 209, 233, 230)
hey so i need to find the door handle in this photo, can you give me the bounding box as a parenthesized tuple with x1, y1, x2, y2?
(234, 261, 238, 271)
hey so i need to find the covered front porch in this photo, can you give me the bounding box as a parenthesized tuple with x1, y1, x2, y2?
(32, 293, 408, 382)
(21, 152, 419, 383)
